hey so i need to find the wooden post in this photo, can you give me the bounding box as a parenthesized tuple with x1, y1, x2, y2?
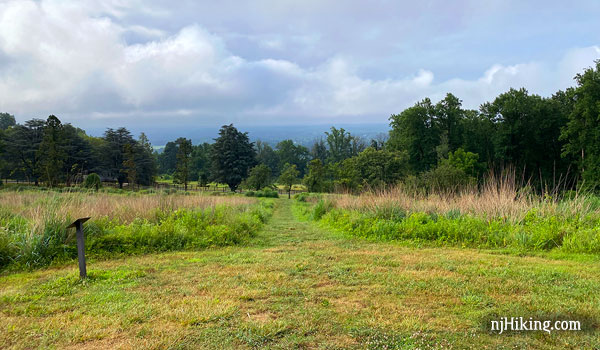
(68, 217, 91, 279)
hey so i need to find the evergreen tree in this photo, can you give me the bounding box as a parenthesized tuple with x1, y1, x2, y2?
(4, 119, 45, 184)
(102, 127, 136, 188)
(135, 133, 157, 186)
(158, 141, 178, 174)
(211, 124, 256, 191)
(122, 143, 137, 189)
(38, 115, 66, 187)
(174, 137, 192, 190)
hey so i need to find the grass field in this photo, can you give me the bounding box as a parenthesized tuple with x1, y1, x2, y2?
(0, 190, 272, 270)
(1, 198, 599, 349)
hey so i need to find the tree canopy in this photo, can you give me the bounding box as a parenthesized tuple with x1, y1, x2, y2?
(211, 124, 256, 191)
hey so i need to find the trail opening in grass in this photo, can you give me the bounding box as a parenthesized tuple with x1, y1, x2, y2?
(1, 199, 599, 349)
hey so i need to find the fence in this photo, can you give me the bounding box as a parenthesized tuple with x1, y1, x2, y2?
(152, 182, 307, 196)
(1, 179, 307, 196)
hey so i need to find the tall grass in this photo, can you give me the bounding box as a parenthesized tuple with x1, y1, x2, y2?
(333, 171, 597, 224)
(299, 174, 600, 254)
(0, 190, 272, 271)
(0, 190, 255, 225)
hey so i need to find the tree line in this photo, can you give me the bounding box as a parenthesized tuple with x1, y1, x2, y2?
(0, 60, 599, 193)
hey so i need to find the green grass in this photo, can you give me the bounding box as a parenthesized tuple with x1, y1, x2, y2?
(299, 197, 600, 254)
(0, 197, 274, 271)
(1, 199, 599, 349)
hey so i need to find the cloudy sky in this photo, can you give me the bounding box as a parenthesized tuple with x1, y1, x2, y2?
(0, 0, 599, 132)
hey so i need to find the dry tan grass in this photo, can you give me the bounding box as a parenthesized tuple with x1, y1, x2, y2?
(331, 174, 596, 222)
(0, 191, 255, 225)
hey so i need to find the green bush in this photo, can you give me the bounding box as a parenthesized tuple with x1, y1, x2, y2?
(294, 192, 309, 202)
(245, 188, 279, 198)
(0, 230, 14, 268)
(312, 199, 334, 220)
(83, 173, 102, 190)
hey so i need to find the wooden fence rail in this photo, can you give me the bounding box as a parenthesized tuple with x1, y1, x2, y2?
(1, 179, 307, 196)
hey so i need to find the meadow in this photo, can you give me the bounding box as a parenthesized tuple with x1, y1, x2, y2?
(0, 189, 273, 271)
(297, 180, 600, 254)
(1, 186, 600, 349)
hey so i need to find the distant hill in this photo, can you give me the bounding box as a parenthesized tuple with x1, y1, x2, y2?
(120, 123, 390, 149)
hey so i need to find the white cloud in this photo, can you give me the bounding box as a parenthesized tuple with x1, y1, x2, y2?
(0, 0, 598, 126)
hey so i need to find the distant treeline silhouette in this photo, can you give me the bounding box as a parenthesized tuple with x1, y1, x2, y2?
(0, 60, 599, 193)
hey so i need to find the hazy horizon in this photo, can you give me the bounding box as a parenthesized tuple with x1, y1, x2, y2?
(85, 123, 390, 148)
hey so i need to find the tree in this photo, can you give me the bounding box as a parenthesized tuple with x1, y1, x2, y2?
(303, 159, 327, 192)
(446, 148, 481, 178)
(174, 137, 192, 190)
(369, 133, 388, 151)
(310, 138, 329, 164)
(459, 109, 495, 168)
(122, 143, 137, 189)
(62, 125, 94, 186)
(38, 115, 66, 187)
(256, 140, 279, 176)
(435, 93, 465, 153)
(334, 147, 408, 192)
(421, 162, 473, 194)
(158, 141, 178, 174)
(211, 124, 256, 191)
(325, 127, 364, 163)
(102, 127, 136, 188)
(190, 143, 212, 183)
(278, 163, 299, 199)
(0, 128, 6, 182)
(4, 119, 45, 184)
(561, 61, 600, 189)
(275, 139, 310, 176)
(135, 133, 157, 186)
(245, 164, 272, 190)
(0, 113, 16, 130)
(388, 98, 439, 173)
(482, 88, 568, 186)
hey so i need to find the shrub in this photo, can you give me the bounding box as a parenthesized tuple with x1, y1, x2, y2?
(312, 199, 334, 220)
(294, 192, 309, 202)
(83, 173, 102, 190)
(245, 188, 279, 198)
(421, 163, 475, 194)
(0, 229, 14, 268)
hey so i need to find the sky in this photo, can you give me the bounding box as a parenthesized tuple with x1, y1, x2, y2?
(0, 0, 599, 138)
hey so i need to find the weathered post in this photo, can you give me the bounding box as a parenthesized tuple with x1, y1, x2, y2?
(67, 217, 91, 279)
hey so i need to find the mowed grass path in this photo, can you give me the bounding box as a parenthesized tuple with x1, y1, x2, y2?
(2, 199, 600, 349)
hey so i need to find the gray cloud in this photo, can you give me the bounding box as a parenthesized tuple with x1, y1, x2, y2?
(0, 0, 599, 128)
